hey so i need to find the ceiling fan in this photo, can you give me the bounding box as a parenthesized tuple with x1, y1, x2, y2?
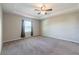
(35, 4, 52, 15)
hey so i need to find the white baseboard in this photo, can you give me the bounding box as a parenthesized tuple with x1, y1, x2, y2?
(42, 35, 79, 44)
(3, 35, 79, 44)
(3, 35, 41, 43)
(3, 37, 22, 43)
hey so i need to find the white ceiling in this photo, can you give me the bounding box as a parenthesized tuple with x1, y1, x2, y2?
(2, 3, 79, 20)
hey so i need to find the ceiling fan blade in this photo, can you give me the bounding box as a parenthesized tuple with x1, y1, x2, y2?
(45, 12, 47, 15)
(35, 9, 40, 11)
(37, 12, 41, 14)
(46, 9, 52, 11)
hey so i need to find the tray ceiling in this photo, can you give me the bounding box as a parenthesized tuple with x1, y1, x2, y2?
(2, 3, 79, 20)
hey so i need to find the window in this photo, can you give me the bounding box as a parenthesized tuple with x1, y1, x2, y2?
(24, 20, 31, 32)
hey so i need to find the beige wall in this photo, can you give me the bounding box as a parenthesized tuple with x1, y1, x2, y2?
(33, 20, 41, 36)
(0, 5, 2, 53)
(41, 11, 79, 43)
(3, 12, 41, 42)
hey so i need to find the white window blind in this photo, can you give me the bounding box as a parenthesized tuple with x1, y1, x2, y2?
(24, 20, 31, 32)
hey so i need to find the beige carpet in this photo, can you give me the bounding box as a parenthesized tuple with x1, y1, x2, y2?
(1, 36, 79, 55)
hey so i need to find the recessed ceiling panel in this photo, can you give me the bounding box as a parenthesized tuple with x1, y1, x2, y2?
(2, 3, 79, 19)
